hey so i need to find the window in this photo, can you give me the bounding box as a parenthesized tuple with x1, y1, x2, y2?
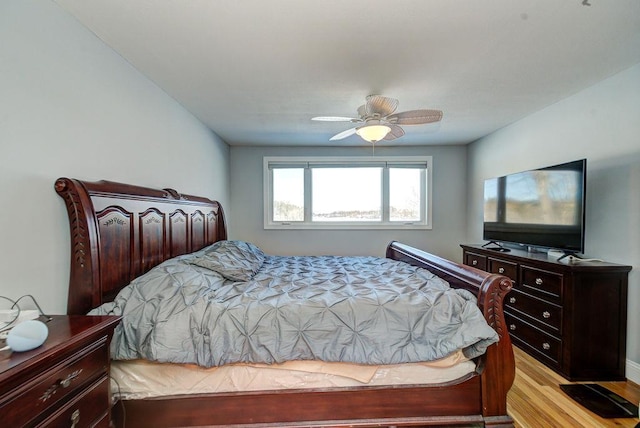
(264, 156, 432, 229)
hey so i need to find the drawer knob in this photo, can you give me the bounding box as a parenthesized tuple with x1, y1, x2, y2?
(509, 324, 516, 331)
(542, 342, 551, 351)
(542, 311, 551, 319)
(535, 278, 543, 285)
(498, 267, 505, 274)
(509, 297, 516, 304)
(70, 409, 80, 428)
(472, 260, 478, 266)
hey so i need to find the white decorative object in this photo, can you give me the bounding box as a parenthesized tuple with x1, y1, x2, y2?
(6, 319, 48, 352)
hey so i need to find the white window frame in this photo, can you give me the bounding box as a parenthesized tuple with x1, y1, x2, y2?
(264, 156, 433, 230)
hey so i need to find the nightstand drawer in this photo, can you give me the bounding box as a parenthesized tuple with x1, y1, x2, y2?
(505, 289, 562, 333)
(0, 337, 109, 427)
(36, 376, 110, 428)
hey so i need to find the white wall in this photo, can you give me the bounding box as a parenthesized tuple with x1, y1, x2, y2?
(0, 1, 230, 314)
(229, 145, 467, 261)
(467, 63, 640, 381)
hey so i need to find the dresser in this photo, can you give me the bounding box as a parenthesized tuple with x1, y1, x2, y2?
(461, 244, 631, 381)
(0, 315, 120, 427)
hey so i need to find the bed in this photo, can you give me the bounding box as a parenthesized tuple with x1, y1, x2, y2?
(55, 177, 515, 427)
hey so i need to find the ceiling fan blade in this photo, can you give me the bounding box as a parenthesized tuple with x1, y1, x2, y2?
(386, 109, 443, 125)
(365, 95, 399, 117)
(329, 127, 358, 141)
(312, 116, 359, 122)
(384, 124, 405, 141)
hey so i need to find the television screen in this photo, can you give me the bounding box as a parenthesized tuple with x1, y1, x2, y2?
(483, 159, 586, 253)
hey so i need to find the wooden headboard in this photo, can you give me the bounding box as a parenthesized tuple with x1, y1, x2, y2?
(55, 178, 227, 315)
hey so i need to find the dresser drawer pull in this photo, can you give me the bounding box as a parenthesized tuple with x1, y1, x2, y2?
(542, 311, 551, 319)
(472, 260, 478, 266)
(498, 267, 505, 274)
(542, 342, 551, 351)
(509, 324, 516, 331)
(509, 297, 516, 304)
(535, 278, 543, 285)
(70, 409, 80, 428)
(39, 369, 83, 402)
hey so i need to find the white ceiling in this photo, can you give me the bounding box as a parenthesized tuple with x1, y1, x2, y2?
(54, 0, 640, 147)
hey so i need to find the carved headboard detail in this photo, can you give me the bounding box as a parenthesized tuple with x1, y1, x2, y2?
(55, 178, 227, 315)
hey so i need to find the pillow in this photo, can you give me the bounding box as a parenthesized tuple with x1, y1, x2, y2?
(190, 240, 265, 282)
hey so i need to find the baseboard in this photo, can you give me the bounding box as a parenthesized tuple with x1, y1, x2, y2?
(627, 358, 640, 385)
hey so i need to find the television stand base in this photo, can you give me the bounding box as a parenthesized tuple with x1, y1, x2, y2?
(557, 252, 580, 262)
(548, 249, 581, 262)
(482, 241, 511, 252)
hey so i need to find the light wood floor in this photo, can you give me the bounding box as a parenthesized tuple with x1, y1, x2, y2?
(509, 346, 640, 427)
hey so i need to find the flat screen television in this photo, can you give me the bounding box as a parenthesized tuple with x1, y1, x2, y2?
(483, 159, 586, 254)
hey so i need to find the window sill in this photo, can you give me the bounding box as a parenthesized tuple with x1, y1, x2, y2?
(264, 223, 432, 230)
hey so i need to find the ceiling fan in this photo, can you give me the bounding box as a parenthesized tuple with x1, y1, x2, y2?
(312, 95, 443, 143)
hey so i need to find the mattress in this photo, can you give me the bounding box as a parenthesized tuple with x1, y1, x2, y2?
(111, 349, 477, 400)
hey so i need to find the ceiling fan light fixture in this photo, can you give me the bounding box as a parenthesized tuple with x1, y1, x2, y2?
(356, 124, 391, 143)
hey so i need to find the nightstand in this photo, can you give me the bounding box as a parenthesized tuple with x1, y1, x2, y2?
(0, 315, 120, 427)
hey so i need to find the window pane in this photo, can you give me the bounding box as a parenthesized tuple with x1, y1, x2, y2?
(389, 168, 421, 221)
(312, 168, 381, 221)
(273, 168, 304, 221)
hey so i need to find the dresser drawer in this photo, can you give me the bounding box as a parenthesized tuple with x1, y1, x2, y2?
(0, 337, 109, 427)
(488, 258, 517, 281)
(520, 266, 563, 302)
(505, 289, 562, 333)
(36, 376, 110, 428)
(464, 252, 487, 270)
(506, 312, 561, 365)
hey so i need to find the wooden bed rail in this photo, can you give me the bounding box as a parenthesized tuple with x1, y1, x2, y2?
(386, 241, 515, 424)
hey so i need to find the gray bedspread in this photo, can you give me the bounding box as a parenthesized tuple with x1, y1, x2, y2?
(90, 241, 498, 367)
